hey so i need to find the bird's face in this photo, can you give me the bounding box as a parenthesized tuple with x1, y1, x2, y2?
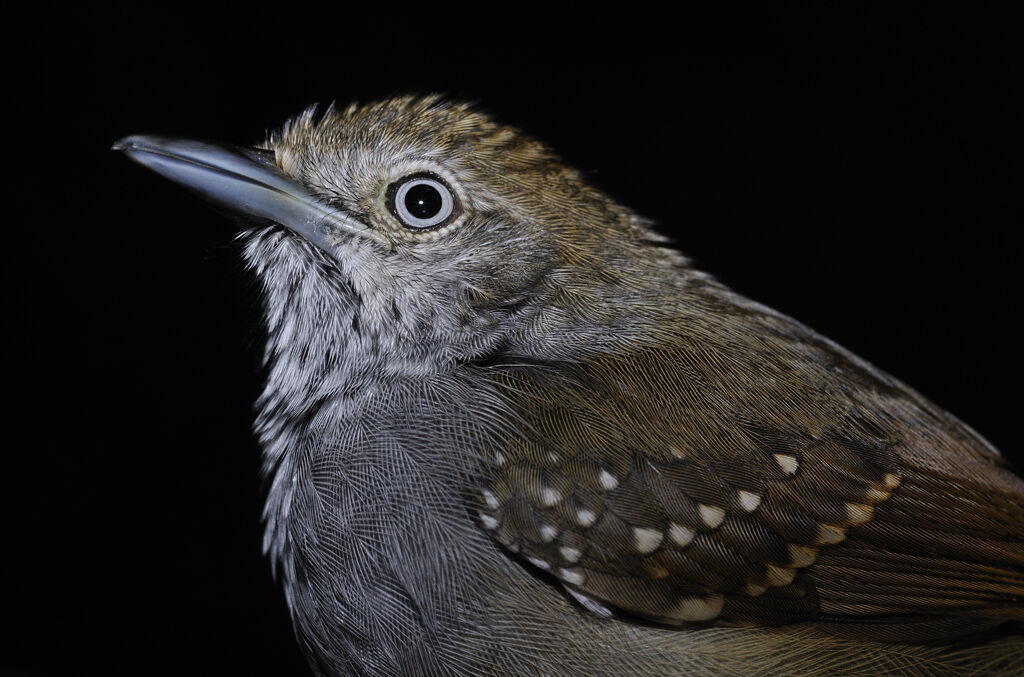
(258, 97, 568, 349)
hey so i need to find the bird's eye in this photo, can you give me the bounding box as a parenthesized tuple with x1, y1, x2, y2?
(388, 173, 456, 230)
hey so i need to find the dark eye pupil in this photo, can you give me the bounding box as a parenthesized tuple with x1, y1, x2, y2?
(404, 183, 443, 219)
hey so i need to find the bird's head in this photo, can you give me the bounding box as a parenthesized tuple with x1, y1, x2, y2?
(116, 96, 689, 376)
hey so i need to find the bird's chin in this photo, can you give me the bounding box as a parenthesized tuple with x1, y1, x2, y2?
(240, 225, 344, 273)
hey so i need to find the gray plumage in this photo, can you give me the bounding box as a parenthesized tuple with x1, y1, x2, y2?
(117, 96, 1024, 676)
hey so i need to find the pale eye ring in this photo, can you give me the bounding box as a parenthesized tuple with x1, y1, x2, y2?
(388, 173, 456, 230)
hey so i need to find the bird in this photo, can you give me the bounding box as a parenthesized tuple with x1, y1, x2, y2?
(115, 96, 1024, 676)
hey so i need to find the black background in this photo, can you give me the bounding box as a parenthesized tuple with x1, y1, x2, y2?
(5, 6, 1020, 676)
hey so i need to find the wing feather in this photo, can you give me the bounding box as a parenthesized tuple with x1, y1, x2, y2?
(472, 314, 1024, 632)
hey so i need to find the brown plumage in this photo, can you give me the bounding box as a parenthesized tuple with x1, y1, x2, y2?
(479, 323, 1024, 632)
(117, 96, 1024, 675)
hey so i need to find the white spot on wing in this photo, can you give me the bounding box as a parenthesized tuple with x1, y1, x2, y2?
(558, 567, 585, 585)
(598, 469, 619, 491)
(668, 522, 696, 547)
(737, 490, 762, 513)
(541, 487, 561, 507)
(774, 453, 799, 475)
(698, 504, 725, 528)
(559, 546, 582, 563)
(540, 524, 558, 542)
(845, 502, 873, 525)
(527, 556, 551, 571)
(667, 594, 724, 621)
(632, 527, 664, 554)
(479, 513, 498, 530)
(481, 489, 499, 509)
(788, 544, 818, 568)
(816, 523, 846, 545)
(576, 509, 597, 527)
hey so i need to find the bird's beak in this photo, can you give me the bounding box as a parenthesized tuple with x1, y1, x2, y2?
(113, 135, 356, 256)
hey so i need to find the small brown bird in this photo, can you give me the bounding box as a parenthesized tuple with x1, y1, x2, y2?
(116, 96, 1024, 675)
